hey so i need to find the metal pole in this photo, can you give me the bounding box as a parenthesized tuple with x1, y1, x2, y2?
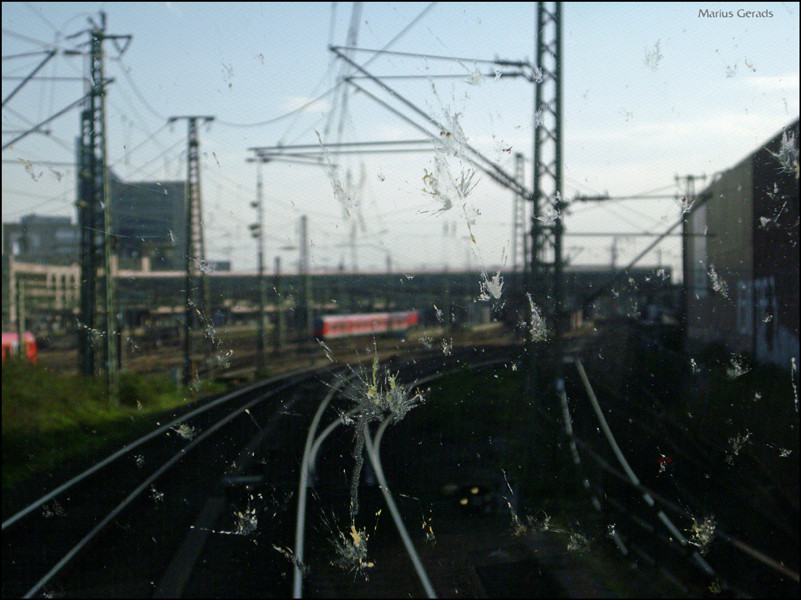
(77, 109, 95, 376)
(273, 256, 285, 352)
(182, 120, 195, 386)
(678, 173, 705, 349)
(255, 166, 266, 376)
(95, 25, 118, 403)
(300, 216, 313, 336)
(169, 115, 214, 385)
(15, 279, 26, 358)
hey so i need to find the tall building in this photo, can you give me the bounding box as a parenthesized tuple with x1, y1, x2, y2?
(2, 214, 79, 266)
(109, 172, 186, 271)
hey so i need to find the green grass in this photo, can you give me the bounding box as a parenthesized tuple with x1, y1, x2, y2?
(1, 359, 225, 491)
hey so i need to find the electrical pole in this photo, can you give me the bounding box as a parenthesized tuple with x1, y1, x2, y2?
(169, 115, 214, 386)
(252, 166, 266, 376)
(526, 1, 566, 493)
(300, 215, 313, 336)
(274, 256, 285, 352)
(512, 152, 527, 281)
(611, 236, 619, 269)
(15, 279, 26, 358)
(527, 1, 564, 400)
(74, 13, 129, 404)
(677, 173, 706, 343)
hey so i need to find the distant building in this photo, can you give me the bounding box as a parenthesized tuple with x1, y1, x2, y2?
(2, 214, 79, 266)
(2, 172, 187, 271)
(206, 260, 231, 272)
(109, 172, 186, 271)
(684, 119, 799, 367)
(2, 255, 80, 331)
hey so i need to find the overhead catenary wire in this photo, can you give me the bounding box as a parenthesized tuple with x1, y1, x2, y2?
(109, 122, 170, 168)
(343, 78, 528, 198)
(113, 55, 169, 122)
(23, 2, 60, 33)
(1, 28, 56, 48)
(332, 45, 530, 68)
(2, 94, 88, 150)
(222, 3, 437, 132)
(120, 136, 185, 179)
(581, 190, 712, 306)
(328, 46, 531, 196)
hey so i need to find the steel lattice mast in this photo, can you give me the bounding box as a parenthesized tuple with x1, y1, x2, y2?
(169, 115, 214, 386)
(75, 13, 129, 404)
(527, 1, 564, 399)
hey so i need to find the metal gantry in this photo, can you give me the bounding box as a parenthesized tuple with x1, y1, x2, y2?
(168, 115, 214, 386)
(511, 152, 528, 280)
(75, 13, 130, 404)
(526, 1, 564, 402)
(251, 165, 267, 375)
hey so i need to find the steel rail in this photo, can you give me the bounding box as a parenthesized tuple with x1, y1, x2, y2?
(292, 370, 357, 598)
(292, 351, 514, 597)
(292, 353, 453, 598)
(362, 356, 514, 598)
(574, 358, 718, 578)
(574, 436, 800, 585)
(22, 374, 315, 598)
(573, 345, 801, 585)
(3, 366, 327, 531)
(364, 418, 437, 598)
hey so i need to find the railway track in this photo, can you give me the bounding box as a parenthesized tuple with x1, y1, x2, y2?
(2, 364, 334, 597)
(6, 330, 797, 597)
(564, 356, 800, 598)
(2, 344, 516, 598)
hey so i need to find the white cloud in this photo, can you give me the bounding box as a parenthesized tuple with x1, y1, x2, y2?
(742, 72, 799, 93)
(280, 96, 331, 113)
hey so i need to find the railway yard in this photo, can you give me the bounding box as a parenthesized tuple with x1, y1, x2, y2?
(3, 320, 799, 598)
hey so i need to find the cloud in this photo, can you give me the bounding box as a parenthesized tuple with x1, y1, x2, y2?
(280, 96, 331, 113)
(742, 72, 799, 93)
(164, 2, 183, 17)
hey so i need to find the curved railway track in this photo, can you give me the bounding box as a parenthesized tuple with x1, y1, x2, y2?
(2, 345, 516, 598)
(565, 356, 799, 598)
(4, 335, 798, 598)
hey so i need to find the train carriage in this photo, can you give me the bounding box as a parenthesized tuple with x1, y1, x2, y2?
(313, 311, 418, 340)
(2, 332, 38, 363)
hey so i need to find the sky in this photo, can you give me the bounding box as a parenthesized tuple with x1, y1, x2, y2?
(2, 2, 799, 278)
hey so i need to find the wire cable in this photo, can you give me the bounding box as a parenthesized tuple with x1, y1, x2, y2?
(113, 55, 169, 122)
(221, 3, 437, 131)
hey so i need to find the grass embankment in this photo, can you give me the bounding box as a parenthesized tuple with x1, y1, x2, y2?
(1, 359, 225, 491)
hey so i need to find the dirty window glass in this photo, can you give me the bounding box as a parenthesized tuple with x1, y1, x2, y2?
(2, 3, 799, 598)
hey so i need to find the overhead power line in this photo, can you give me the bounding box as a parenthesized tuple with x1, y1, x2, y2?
(2, 94, 87, 150)
(332, 45, 531, 68)
(113, 56, 169, 121)
(219, 3, 438, 130)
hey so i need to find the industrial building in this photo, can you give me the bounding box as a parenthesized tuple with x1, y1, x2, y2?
(108, 172, 186, 271)
(2, 172, 186, 270)
(684, 119, 799, 367)
(2, 214, 79, 266)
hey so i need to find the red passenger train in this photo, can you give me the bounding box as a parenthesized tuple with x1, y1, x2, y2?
(1, 331, 37, 363)
(313, 311, 418, 340)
